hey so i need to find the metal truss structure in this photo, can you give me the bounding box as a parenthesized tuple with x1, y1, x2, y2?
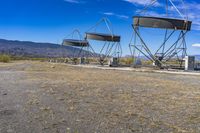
(62, 29, 94, 64)
(85, 18, 122, 65)
(129, 0, 192, 68)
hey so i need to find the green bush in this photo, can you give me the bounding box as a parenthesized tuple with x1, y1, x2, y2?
(120, 58, 134, 65)
(0, 55, 11, 63)
(10, 56, 48, 61)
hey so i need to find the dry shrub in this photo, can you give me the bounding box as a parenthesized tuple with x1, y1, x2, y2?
(0, 54, 10, 63)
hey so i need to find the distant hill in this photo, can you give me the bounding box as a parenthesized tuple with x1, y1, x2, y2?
(194, 55, 200, 61)
(124, 54, 200, 61)
(0, 39, 92, 58)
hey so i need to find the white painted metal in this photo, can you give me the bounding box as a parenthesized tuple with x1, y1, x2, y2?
(184, 56, 195, 71)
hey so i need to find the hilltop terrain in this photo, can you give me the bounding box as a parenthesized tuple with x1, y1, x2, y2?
(0, 61, 199, 133)
(0, 39, 90, 58)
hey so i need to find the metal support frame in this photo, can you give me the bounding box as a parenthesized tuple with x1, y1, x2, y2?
(129, 24, 189, 68)
(85, 18, 122, 65)
(62, 29, 94, 64)
(129, 0, 191, 69)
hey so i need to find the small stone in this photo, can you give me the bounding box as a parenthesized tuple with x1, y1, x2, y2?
(57, 97, 65, 101)
(76, 119, 81, 122)
(7, 129, 14, 133)
(69, 107, 74, 110)
(60, 118, 67, 123)
(40, 107, 50, 111)
(3, 93, 7, 95)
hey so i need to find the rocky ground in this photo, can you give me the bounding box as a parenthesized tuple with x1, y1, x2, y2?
(0, 61, 199, 133)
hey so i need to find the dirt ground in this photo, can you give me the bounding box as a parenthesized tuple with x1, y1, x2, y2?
(0, 61, 199, 133)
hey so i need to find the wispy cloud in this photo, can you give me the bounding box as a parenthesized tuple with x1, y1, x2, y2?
(64, 0, 81, 4)
(123, 0, 160, 6)
(168, 2, 200, 30)
(192, 43, 200, 47)
(124, 0, 200, 31)
(139, 11, 166, 17)
(102, 12, 129, 19)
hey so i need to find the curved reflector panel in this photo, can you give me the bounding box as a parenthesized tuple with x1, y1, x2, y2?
(85, 32, 121, 42)
(62, 39, 89, 47)
(133, 16, 192, 31)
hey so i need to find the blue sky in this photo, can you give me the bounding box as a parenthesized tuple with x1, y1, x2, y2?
(0, 0, 200, 55)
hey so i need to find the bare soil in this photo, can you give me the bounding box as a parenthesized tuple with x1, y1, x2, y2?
(0, 61, 200, 133)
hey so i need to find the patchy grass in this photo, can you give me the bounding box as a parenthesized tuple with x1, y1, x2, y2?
(10, 56, 48, 61)
(0, 54, 11, 63)
(1, 61, 200, 132)
(120, 58, 134, 65)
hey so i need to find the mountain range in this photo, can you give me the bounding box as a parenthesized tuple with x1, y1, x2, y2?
(0, 39, 92, 58)
(0, 39, 199, 60)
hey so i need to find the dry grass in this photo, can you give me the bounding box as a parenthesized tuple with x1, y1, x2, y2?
(0, 61, 200, 133)
(0, 54, 10, 63)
